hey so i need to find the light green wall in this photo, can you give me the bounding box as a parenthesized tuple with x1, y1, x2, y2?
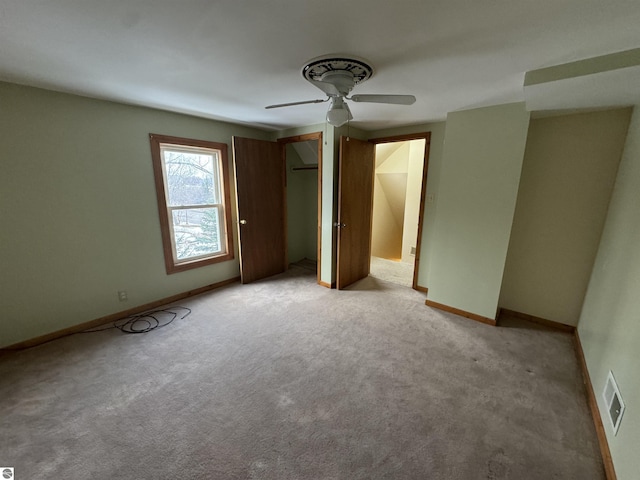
(577, 106, 640, 480)
(0, 82, 270, 348)
(500, 109, 631, 325)
(367, 122, 446, 290)
(426, 103, 530, 319)
(285, 144, 317, 263)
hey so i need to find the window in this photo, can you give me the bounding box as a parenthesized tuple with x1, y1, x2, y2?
(150, 134, 234, 274)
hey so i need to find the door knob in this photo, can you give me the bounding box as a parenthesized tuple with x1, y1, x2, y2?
(239, 219, 247, 225)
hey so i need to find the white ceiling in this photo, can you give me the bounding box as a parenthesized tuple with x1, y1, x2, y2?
(1, 0, 640, 131)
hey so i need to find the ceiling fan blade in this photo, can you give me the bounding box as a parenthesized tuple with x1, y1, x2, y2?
(349, 94, 416, 105)
(265, 98, 327, 109)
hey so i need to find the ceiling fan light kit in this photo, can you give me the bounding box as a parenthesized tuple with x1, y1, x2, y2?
(326, 97, 352, 127)
(265, 55, 416, 127)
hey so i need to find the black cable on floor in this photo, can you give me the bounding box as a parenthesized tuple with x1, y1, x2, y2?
(79, 307, 191, 335)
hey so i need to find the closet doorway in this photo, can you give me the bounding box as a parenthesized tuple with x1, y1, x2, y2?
(279, 133, 322, 283)
(369, 134, 430, 289)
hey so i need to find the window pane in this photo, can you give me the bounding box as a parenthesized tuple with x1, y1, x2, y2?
(163, 149, 220, 206)
(172, 207, 222, 260)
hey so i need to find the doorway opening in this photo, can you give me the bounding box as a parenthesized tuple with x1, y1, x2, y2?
(369, 137, 427, 288)
(279, 133, 322, 283)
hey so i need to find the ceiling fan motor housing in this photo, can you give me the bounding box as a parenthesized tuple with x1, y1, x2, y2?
(319, 71, 356, 96)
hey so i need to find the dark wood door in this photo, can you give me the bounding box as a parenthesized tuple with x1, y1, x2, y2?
(233, 137, 286, 284)
(336, 136, 375, 289)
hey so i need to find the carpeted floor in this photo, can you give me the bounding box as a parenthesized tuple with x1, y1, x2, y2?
(0, 267, 604, 479)
(369, 256, 414, 287)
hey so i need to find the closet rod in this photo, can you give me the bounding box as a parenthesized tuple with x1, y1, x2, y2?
(291, 165, 318, 171)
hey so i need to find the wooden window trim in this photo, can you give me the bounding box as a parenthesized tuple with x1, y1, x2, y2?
(150, 133, 234, 274)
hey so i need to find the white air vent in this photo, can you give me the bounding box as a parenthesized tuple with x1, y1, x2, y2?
(602, 371, 625, 435)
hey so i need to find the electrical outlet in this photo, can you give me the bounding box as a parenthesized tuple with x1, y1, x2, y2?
(603, 371, 625, 435)
(118, 290, 128, 302)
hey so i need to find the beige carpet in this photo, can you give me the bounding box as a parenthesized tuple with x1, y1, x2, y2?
(369, 256, 414, 287)
(0, 266, 604, 479)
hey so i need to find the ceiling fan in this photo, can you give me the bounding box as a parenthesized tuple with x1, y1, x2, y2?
(265, 55, 416, 127)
